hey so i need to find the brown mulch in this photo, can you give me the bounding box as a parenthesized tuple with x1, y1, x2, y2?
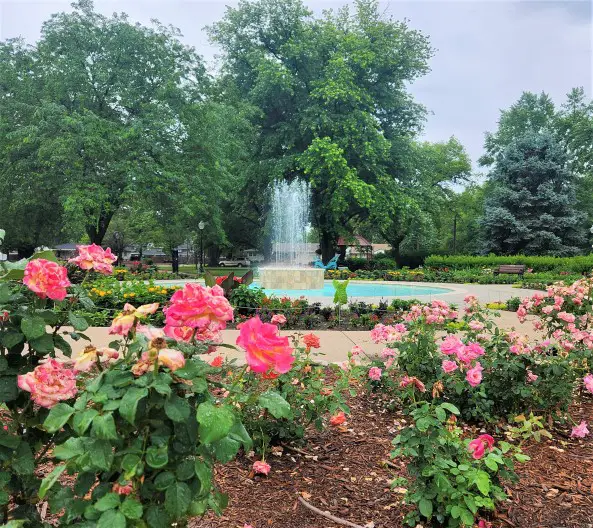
(192, 397, 593, 528)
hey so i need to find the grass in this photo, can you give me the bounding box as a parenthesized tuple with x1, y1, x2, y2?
(156, 264, 255, 277)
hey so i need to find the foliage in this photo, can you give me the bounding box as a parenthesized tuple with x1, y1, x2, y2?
(205, 270, 253, 298)
(332, 280, 349, 306)
(481, 131, 587, 256)
(425, 254, 593, 273)
(392, 402, 522, 527)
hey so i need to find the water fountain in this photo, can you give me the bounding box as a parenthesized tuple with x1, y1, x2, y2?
(260, 179, 324, 290)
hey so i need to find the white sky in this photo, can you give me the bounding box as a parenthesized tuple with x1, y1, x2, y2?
(1, 0, 591, 167)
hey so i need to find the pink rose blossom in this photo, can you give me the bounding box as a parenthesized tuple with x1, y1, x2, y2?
(368, 367, 382, 381)
(236, 317, 294, 374)
(442, 360, 458, 374)
(253, 460, 271, 475)
(440, 335, 464, 356)
(571, 421, 589, 438)
(69, 244, 117, 275)
(526, 370, 538, 383)
(23, 259, 71, 301)
(350, 345, 364, 356)
(466, 362, 483, 387)
(399, 375, 426, 392)
(17, 359, 77, 408)
(583, 374, 593, 394)
(469, 320, 485, 331)
(381, 347, 395, 359)
(468, 434, 495, 459)
(384, 357, 395, 369)
(271, 314, 287, 325)
(557, 311, 576, 323)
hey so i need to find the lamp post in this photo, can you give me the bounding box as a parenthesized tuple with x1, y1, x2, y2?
(198, 221, 205, 273)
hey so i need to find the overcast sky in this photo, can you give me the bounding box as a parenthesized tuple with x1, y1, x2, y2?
(0, 0, 591, 169)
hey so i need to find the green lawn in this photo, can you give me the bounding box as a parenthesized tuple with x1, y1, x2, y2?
(157, 264, 255, 277)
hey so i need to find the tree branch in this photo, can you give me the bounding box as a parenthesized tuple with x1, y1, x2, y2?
(297, 496, 369, 528)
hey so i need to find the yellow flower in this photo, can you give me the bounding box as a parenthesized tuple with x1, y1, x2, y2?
(129, 293, 136, 297)
(107, 290, 112, 295)
(99, 292, 105, 297)
(123, 293, 128, 298)
(148, 287, 154, 292)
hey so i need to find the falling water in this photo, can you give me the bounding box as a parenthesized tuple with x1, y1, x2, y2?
(270, 179, 311, 267)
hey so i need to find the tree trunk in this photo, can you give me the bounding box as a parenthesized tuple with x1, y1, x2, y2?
(390, 235, 405, 268)
(86, 208, 115, 245)
(17, 246, 36, 259)
(320, 229, 336, 264)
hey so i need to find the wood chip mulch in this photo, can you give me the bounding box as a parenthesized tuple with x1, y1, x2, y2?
(192, 396, 593, 528)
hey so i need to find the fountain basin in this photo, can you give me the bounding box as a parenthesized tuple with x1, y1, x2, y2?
(260, 268, 324, 290)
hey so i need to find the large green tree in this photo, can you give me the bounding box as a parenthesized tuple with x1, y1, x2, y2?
(481, 131, 586, 255)
(0, 0, 215, 251)
(209, 0, 432, 261)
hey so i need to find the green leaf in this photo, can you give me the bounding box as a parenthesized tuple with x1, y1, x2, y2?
(196, 402, 235, 444)
(54, 437, 86, 460)
(29, 333, 55, 353)
(164, 394, 191, 423)
(435, 406, 446, 422)
(146, 445, 168, 469)
(1, 331, 23, 349)
(194, 460, 212, 496)
(73, 408, 99, 436)
(31, 250, 58, 262)
(165, 481, 191, 519)
(418, 498, 433, 518)
(21, 315, 46, 340)
(474, 470, 491, 496)
(514, 453, 530, 463)
(39, 464, 67, 499)
(212, 437, 240, 463)
(484, 457, 498, 471)
(175, 460, 195, 481)
(119, 387, 148, 425)
(44, 403, 75, 433)
(258, 391, 292, 419)
(74, 472, 97, 496)
(121, 497, 143, 519)
(97, 509, 126, 528)
(13, 442, 34, 475)
(92, 413, 118, 440)
(154, 471, 175, 491)
(53, 334, 73, 357)
(229, 421, 253, 451)
(69, 311, 89, 331)
(146, 505, 170, 528)
(95, 492, 121, 512)
(121, 454, 141, 473)
(439, 403, 460, 415)
(89, 439, 114, 471)
(0, 375, 17, 402)
(460, 508, 475, 526)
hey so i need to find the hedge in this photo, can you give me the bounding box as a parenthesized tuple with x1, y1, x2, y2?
(424, 254, 593, 274)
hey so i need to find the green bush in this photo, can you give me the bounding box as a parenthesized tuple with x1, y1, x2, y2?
(425, 254, 593, 274)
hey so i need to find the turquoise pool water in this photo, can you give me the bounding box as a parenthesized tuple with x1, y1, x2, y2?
(250, 281, 452, 298)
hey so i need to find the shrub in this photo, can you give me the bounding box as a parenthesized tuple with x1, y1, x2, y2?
(392, 401, 524, 527)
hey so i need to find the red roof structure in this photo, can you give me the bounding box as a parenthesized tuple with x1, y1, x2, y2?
(337, 235, 373, 260)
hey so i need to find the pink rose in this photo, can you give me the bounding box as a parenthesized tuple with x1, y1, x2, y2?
(69, 244, 117, 275)
(526, 370, 538, 383)
(17, 359, 77, 408)
(271, 314, 287, 325)
(23, 259, 71, 301)
(368, 367, 382, 381)
(459, 342, 485, 363)
(469, 320, 485, 331)
(440, 335, 464, 356)
(109, 303, 160, 336)
(236, 317, 294, 374)
(400, 375, 426, 392)
(350, 345, 364, 356)
(381, 347, 395, 359)
(583, 374, 593, 394)
(164, 284, 233, 339)
(468, 434, 495, 460)
(541, 305, 554, 315)
(557, 311, 576, 323)
(330, 411, 346, 426)
(442, 360, 458, 374)
(571, 421, 589, 438)
(253, 460, 271, 475)
(466, 362, 483, 387)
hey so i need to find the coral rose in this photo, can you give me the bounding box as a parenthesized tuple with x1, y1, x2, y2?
(157, 349, 185, 372)
(271, 314, 287, 325)
(330, 411, 347, 426)
(23, 259, 71, 301)
(236, 317, 294, 374)
(302, 333, 320, 349)
(17, 359, 77, 408)
(210, 355, 224, 368)
(253, 460, 271, 475)
(69, 244, 117, 275)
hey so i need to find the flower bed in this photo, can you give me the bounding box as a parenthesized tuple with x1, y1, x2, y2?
(1, 238, 592, 527)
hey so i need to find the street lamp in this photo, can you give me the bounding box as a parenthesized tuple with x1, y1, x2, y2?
(198, 221, 206, 273)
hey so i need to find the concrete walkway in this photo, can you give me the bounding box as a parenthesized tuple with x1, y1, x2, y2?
(62, 311, 539, 364)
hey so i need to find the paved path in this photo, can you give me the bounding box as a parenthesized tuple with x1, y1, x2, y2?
(62, 311, 540, 365)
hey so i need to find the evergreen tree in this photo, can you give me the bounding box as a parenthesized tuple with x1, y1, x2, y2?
(481, 131, 587, 256)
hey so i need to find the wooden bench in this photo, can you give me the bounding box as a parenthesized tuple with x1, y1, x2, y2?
(493, 264, 526, 278)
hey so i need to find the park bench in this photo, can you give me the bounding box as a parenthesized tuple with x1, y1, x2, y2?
(493, 264, 526, 278)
